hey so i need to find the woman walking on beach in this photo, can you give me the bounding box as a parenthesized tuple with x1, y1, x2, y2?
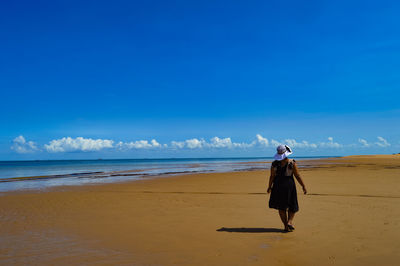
(267, 145, 307, 232)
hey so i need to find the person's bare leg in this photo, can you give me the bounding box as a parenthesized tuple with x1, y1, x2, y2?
(288, 211, 295, 229)
(278, 210, 289, 231)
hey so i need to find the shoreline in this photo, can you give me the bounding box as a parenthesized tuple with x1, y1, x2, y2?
(0, 156, 341, 194)
(0, 155, 399, 265)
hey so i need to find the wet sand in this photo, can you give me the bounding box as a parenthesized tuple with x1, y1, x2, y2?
(1, 155, 400, 265)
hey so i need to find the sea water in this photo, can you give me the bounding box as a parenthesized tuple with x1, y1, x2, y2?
(0, 157, 335, 192)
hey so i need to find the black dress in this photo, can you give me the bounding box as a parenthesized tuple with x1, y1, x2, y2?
(269, 159, 299, 212)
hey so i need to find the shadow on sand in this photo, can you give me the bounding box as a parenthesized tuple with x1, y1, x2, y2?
(217, 227, 285, 233)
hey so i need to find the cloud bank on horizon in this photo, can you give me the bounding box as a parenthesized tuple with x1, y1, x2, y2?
(11, 134, 393, 154)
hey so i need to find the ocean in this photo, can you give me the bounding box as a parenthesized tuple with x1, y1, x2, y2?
(0, 156, 335, 192)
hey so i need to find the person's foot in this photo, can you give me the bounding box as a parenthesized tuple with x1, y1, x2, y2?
(288, 224, 295, 230)
(283, 225, 293, 232)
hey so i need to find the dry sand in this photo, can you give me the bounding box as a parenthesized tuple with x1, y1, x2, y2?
(0, 155, 400, 265)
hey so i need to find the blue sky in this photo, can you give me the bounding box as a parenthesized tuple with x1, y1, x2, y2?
(1, 0, 400, 160)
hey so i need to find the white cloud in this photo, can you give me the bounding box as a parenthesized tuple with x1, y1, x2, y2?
(255, 134, 269, 147)
(117, 139, 162, 150)
(209, 137, 254, 148)
(284, 139, 318, 149)
(11, 135, 39, 153)
(318, 137, 342, 148)
(375, 136, 390, 147)
(358, 138, 370, 147)
(171, 141, 185, 149)
(210, 137, 233, 148)
(270, 139, 281, 147)
(44, 137, 114, 152)
(151, 139, 162, 148)
(169, 137, 254, 149)
(235, 141, 256, 148)
(185, 138, 205, 149)
(357, 137, 391, 148)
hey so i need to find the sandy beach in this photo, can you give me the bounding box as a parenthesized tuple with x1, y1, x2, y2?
(0, 155, 399, 265)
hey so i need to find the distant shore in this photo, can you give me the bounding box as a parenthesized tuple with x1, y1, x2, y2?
(0, 155, 399, 265)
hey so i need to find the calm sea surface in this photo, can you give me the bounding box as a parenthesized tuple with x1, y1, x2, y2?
(0, 157, 336, 192)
